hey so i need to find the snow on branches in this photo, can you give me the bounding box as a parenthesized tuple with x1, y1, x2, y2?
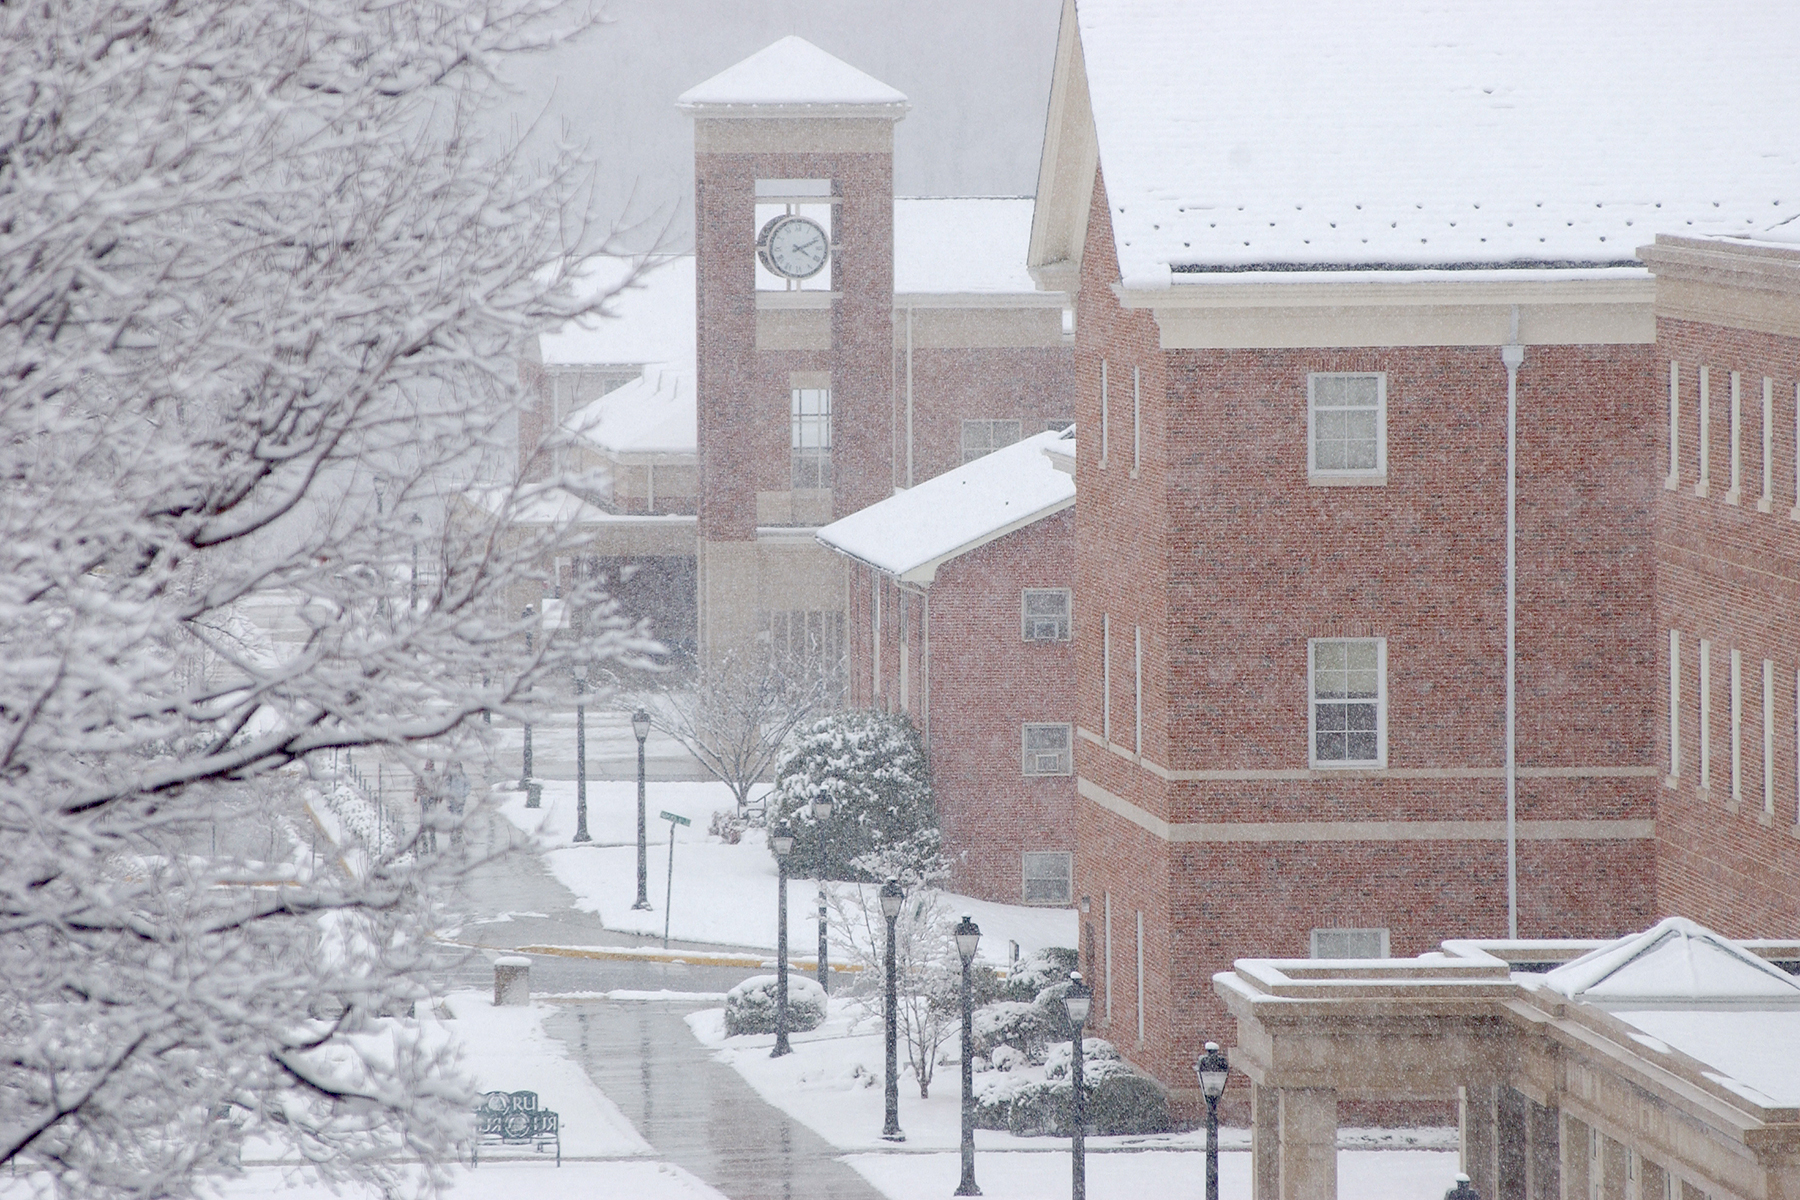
(0, 0, 650, 1195)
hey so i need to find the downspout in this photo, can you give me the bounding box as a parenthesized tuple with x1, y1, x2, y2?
(905, 307, 915, 488)
(1502, 307, 1524, 940)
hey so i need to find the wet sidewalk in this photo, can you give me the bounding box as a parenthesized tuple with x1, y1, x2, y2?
(549, 1000, 889, 1200)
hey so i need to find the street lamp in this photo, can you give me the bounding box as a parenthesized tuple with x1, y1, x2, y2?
(1195, 1041, 1231, 1200)
(572, 661, 590, 843)
(954, 914, 983, 1196)
(879, 876, 905, 1142)
(1063, 971, 1093, 1200)
(812, 795, 833, 991)
(632, 709, 652, 910)
(771, 821, 795, 1058)
(521, 606, 536, 802)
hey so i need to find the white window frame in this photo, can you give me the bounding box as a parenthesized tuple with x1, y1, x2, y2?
(1310, 928, 1390, 959)
(1021, 723, 1073, 777)
(1308, 637, 1387, 768)
(1307, 372, 1387, 483)
(791, 387, 832, 489)
(1021, 851, 1073, 905)
(1021, 588, 1072, 642)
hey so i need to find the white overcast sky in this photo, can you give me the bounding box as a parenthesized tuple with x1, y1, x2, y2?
(493, 0, 1063, 251)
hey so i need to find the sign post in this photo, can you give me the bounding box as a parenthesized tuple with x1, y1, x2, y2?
(659, 810, 689, 949)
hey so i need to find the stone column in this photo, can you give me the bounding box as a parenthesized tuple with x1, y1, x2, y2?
(1529, 1100, 1560, 1200)
(1560, 1113, 1590, 1200)
(1278, 1087, 1338, 1200)
(1597, 1131, 1629, 1200)
(1498, 1086, 1530, 1200)
(1252, 1083, 1281, 1200)
(1462, 1084, 1500, 1200)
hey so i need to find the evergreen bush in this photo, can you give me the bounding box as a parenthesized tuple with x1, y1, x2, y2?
(767, 710, 941, 880)
(723, 974, 827, 1036)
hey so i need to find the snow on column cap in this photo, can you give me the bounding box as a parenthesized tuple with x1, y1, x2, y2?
(677, 36, 908, 117)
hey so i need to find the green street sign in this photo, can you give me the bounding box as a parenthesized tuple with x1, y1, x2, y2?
(659, 810, 690, 826)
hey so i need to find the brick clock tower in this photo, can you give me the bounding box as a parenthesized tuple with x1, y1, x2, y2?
(678, 37, 907, 659)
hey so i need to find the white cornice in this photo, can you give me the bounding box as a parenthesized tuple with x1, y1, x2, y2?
(679, 102, 907, 121)
(1116, 273, 1655, 311)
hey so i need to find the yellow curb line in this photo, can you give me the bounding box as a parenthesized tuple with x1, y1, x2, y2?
(498, 942, 866, 973)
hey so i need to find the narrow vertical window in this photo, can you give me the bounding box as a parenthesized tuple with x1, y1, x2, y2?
(1666, 361, 1680, 490)
(1764, 659, 1776, 815)
(1103, 893, 1113, 1024)
(1696, 366, 1710, 497)
(1309, 638, 1386, 767)
(1699, 639, 1711, 790)
(1135, 910, 1145, 1044)
(1134, 625, 1144, 758)
(1761, 377, 1775, 512)
(1727, 371, 1743, 504)
(1101, 614, 1112, 742)
(791, 387, 832, 489)
(1099, 358, 1109, 468)
(1131, 365, 1142, 476)
(1668, 631, 1681, 782)
(1731, 648, 1743, 806)
(872, 580, 882, 697)
(1793, 382, 1800, 517)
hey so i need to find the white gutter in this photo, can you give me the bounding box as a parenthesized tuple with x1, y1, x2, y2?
(1502, 308, 1524, 940)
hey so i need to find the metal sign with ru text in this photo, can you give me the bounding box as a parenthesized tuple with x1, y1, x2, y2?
(659, 811, 690, 826)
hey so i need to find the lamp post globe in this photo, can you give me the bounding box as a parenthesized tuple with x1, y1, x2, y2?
(1195, 1041, 1231, 1200)
(954, 914, 982, 1196)
(571, 661, 590, 843)
(1063, 971, 1092, 1200)
(811, 795, 833, 991)
(879, 876, 905, 1141)
(770, 822, 795, 1058)
(631, 708, 651, 909)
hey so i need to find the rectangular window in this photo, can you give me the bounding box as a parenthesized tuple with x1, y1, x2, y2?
(962, 418, 1022, 464)
(1103, 892, 1113, 1023)
(1133, 625, 1143, 758)
(1099, 358, 1110, 467)
(1764, 659, 1776, 816)
(1021, 852, 1073, 905)
(1666, 361, 1680, 490)
(1699, 638, 1712, 789)
(1727, 371, 1743, 504)
(1732, 648, 1743, 806)
(1696, 365, 1711, 497)
(1135, 910, 1145, 1043)
(1131, 365, 1141, 476)
(1045, 418, 1074, 433)
(1668, 630, 1681, 781)
(1761, 377, 1775, 511)
(1021, 723, 1073, 776)
(1021, 589, 1072, 641)
(791, 388, 832, 489)
(1308, 372, 1386, 480)
(1102, 614, 1112, 742)
(1310, 928, 1390, 959)
(1309, 638, 1386, 767)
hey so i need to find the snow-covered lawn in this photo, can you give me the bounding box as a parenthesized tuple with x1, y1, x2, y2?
(198, 1160, 728, 1200)
(499, 780, 1076, 964)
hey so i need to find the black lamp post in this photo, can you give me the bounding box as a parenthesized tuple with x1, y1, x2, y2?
(632, 708, 652, 910)
(1063, 971, 1092, 1200)
(879, 875, 905, 1142)
(521, 606, 535, 800)
(771, 821, 795, 1058)
(954, 913, 982, 1196)
(812, 795, 833, 991)
(1445, 1173, 1482, 1200)
(1195, 1041, 1231, 1200)
(572, 662, 590, 843)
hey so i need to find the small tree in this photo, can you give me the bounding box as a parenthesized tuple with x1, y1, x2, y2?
(635, 645, 833, 817)
(766, 710, 941, 879)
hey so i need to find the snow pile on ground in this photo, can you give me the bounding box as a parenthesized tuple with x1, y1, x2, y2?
(193, 1160, 728, 1200)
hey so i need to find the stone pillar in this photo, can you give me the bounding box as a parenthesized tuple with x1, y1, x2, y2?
(494, 955, 531, 1006)
(1278, 1087, 1338, 1200)
(1253, 1083, 1281, 1200)
(1560, 1114, 1590, 1200)
(1530, 1100, 1561, 1200)
(1498, 1087, 1530, 1200)
(1462, 1084, 1500, 1200)
(1597, 1132, 1629, 1200)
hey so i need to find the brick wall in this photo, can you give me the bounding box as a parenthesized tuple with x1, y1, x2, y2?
(1654, 316, 1800, 933)
(892, 343, 1078, 486)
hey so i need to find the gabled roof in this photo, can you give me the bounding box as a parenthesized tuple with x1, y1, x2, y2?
(1033, 0, 1800, 287)
(676, 36, 908, 115)
(1543, 917, 1800, 1011)
(564, 364, 696, 459)
(538, 256, 694, 369)
(817, 428, 1075, 583)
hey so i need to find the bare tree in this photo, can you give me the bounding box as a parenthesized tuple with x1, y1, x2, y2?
(634, 644, 834, 817)
(0, 1, 653, 1195)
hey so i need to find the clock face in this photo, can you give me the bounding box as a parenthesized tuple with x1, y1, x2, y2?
(759, 214, 830, 280)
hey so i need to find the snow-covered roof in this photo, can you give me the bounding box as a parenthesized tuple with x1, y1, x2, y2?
(676, 36, 908, 114)
(895, 198, 1042, 296)
(1543, 917, 1800, 1011)
(816, 427, 1075, 583)
(539, 257, 694, 369)
(564, 364, 696, 458)
(1068, 0, 1800, 283)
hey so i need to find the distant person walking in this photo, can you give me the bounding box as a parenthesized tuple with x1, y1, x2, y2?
(446, 760, 470, 853)
(415, 759, 440, 853)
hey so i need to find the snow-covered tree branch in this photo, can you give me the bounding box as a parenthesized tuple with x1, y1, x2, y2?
(0, 0, 655, 1194)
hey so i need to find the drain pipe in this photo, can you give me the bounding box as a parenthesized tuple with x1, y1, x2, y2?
(1502, 308, 1524, 940)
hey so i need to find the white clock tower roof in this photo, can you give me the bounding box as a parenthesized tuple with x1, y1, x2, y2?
(677, 36, 908, 116)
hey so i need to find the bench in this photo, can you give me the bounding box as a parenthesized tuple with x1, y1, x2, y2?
(472, 1089, 560, 1167)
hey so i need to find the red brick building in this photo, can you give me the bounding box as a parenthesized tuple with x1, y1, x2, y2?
(818, 428, 1079, 904)
(1023, 0, 1800, 1095)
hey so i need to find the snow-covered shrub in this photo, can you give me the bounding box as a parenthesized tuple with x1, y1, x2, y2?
(1001, 947, 1081, 1001)
(724, 974, 828, 1036)
(767, 710, 942, 881)
(972, 1000, 1057, 1063)
(975, 1038, 1170, 1136)
(708, 809, 747, 845)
